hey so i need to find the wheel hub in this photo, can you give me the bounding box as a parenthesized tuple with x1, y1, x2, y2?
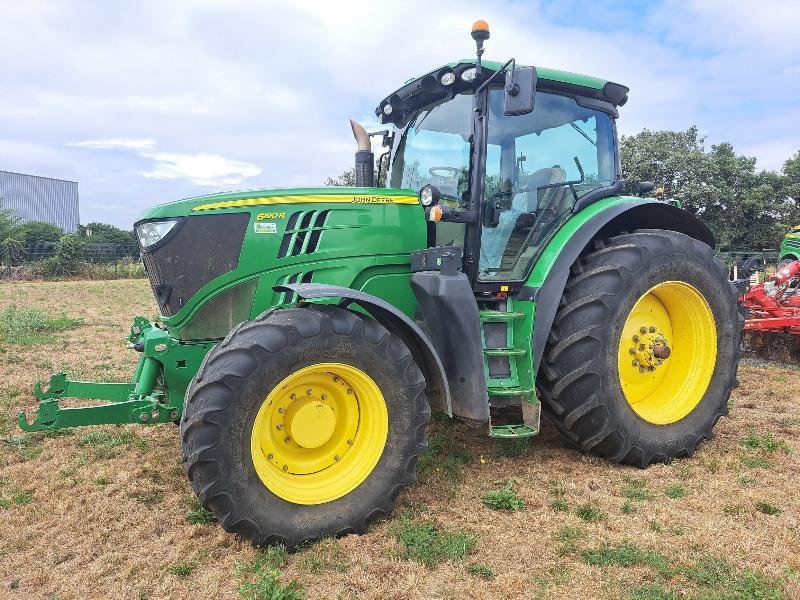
(628, 326, 671, 372)
(287, 400, 337, 449)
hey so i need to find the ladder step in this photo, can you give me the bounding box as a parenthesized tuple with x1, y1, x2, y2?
(479, 310, 525, 322)
(483, 347, 527, 357)
(486, 385, 535, 396)
(490, 424, 538, 438)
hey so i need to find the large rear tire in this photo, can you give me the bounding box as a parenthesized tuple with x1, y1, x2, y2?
(181, 304, 429, 547)
(538, 230, 741, 467)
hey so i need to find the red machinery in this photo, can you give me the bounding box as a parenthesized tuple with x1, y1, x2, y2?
(740, 259, 800, 362)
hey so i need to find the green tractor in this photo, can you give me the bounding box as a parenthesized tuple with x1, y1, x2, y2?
(20, 21, 741, 547)
(779, 225, 800, 267)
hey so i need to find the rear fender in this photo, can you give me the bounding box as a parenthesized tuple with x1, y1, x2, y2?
(526, 199, 714, 375)
(274, 283, 452, 416)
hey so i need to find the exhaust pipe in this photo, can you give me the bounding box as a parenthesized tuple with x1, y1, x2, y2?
(350, 119, 375, 188)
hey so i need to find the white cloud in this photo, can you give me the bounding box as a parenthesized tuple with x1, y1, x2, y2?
(141, 151, 262, 186)
(70, 138, 157, 151)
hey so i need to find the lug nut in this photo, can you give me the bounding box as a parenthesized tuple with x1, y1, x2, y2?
(347, 439, 353, 445)
(633, 335, 640, 342)
(629, 348, 636, 355)
(284, 437, 291, 443)
(290, 393, 296, 400)
(640, 326, 647, 334)
(632, 360, 639, 366)
(307, 388, 313, 395)
(639, 366, 646, 373)
(276, 424, 283, 430)
(321, 394, 327, 401)
(347, 389, 353, 395)
(334, 455, 340, 461)
(267, 453, 274, 459)
(282, 465, 288, 471)
(639, 344, 646, 351)
(649, 326, 656, 333)
(278, 407, 285, 414)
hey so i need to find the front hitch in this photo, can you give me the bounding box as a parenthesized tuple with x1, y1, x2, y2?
(17, 317, 183, 432)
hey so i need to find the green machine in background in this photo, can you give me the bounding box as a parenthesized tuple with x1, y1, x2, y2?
(20, 20, 741, 548)
(779, 225, 800, 266)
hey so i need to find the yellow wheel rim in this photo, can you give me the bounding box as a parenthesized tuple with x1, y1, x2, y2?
(617, 281, 717, 425)
(250, 363, 388, 505)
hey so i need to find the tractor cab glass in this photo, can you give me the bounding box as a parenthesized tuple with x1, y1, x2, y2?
(478, 89, 617, 281)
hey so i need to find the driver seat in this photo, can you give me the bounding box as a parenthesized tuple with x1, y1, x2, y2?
(480, 167, 565, 272)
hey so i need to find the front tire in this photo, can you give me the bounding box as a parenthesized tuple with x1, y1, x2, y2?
(181, 305, 429, 548)
(538, 230, 741, 467)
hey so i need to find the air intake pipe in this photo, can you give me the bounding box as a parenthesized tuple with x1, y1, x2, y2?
(350, 119, 375, 187)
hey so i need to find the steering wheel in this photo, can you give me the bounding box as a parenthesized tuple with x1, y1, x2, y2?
(428, 167, 461, 184)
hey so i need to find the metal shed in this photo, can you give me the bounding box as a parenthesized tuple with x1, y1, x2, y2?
(0, 170, 80, 233)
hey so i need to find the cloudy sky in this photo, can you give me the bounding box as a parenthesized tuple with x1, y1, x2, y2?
(2, 0, 799, 227)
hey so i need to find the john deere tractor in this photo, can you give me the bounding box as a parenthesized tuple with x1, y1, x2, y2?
(19, 21, 741, 547)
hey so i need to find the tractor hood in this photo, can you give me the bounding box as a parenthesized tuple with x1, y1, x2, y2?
(134, 186, 426, 340)
(136, 186, 418, 222)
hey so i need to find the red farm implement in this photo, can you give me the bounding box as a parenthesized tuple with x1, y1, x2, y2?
(739, 259, 800, 362)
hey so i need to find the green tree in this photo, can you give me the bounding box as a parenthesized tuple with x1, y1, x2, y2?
(325, 168, 357, 187)
(77, 222, 137, 246)
(620, 127, 787, 252)
(13, 220, 64, 245)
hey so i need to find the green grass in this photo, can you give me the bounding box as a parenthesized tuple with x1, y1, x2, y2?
(392, 517, 478, 567)
(0, 306, 83, 344)
(740, 455, 775, 469)
(680, 555, 732, 586)
(621, 501, 636, 514)
(723, 504, 746, 516)
(622, 478, 653, 501)
(665, 484, 688, 499)
(297, 539, 349, 574)
(467, 563, 495, 580)
(77, 428, 148, 452)
(756, 501, 782, 516)
(416, 432, 471, 482)
(550, 498, 569, 512)
(186, 497, 216, 525)
(482, 480, 526, 511)
(498, 437, 529, 458)
(742, 429, 792, 454)
(581, 542, 671, 575)
(0, 488, 33, 509)
(236, 546, 301, 600)
(575, 504, 606, 522)
(168, 560, 198, 577)
(128, 489, 164, 506)
(553, 526, 586, 555)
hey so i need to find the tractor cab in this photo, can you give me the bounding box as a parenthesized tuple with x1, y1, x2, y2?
(371, 23, 628, 292)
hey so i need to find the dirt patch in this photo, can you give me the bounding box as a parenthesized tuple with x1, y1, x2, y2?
(1, 280, 798, 599)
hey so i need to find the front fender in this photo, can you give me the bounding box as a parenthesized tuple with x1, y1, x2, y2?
(274, 282, 451, 416)
(526, 198, 714, 375)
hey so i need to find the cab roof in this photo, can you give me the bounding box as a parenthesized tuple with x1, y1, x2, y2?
(376, 59, 629, 128)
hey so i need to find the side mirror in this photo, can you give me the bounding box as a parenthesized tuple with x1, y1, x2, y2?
(636, 181, 655, 196)
(504, 66, 536, 116)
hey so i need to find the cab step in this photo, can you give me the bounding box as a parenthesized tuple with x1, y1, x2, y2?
(479, 310, 526, 322)
(490, 424, 538, 438)
(486, 385, 535, 396)
(483, 347, 527, 357)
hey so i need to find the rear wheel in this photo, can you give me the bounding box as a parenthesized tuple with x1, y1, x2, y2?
(181, 304, 429, 547)
(538, 230, 741, 466)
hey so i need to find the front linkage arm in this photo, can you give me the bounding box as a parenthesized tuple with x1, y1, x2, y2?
(18, 317, 183, 432)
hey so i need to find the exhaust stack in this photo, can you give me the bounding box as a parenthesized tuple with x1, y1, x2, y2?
(350, 119, 375, 188)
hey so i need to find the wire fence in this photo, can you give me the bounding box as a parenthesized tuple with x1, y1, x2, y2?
(1, 242, 143, 279)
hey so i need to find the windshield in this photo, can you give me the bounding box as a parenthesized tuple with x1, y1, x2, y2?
(388, 93, 473, 207)
(479, 89, 618, 281)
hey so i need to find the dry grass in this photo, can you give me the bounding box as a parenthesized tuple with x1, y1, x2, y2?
(1, 279, 799, 599)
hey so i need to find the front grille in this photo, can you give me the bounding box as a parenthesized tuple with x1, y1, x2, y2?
(277, 210, 331, 258)
(142, 213, 249, 316)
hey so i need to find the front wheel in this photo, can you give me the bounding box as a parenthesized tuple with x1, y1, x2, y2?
(181, 305, 429, 547)
(538, 230, 741, 466)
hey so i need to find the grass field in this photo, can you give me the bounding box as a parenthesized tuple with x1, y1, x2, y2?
(1, 279, 799, 599)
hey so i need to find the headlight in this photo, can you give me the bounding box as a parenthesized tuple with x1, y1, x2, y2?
(440, 71, 456, 86)
(461, 67, 477, 82)
(419, 184, 441, 207)
(135, 219, 179, 248)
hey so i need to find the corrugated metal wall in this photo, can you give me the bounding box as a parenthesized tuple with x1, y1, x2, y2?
(0, 170, 80, 232)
